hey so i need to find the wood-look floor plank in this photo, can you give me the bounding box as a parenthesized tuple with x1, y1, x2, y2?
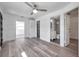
(0, 38, 78, 57)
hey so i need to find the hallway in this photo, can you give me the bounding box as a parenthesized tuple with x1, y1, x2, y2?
(0, 38, 77, 57)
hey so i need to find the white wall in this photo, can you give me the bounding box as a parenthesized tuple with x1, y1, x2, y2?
(3, 13, 16, 42)
(40, 17, 50, 42)
(2, 10, 36, 42)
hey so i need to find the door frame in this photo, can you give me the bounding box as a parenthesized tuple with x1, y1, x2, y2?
(64, 8, 78, 47)
(0, 12, 3, 47)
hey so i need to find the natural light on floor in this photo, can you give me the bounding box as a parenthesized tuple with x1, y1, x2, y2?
(21, 51, 27, 57)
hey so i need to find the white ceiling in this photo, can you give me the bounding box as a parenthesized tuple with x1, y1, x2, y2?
(0, 2, 70, 19)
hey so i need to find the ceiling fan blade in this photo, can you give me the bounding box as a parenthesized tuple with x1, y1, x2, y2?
(31, 2, 37, 9)
(25, 2, 33, 8)
(37, 9, 47, 12)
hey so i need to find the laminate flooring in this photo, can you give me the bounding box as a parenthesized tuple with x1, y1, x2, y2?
(0, 38, 78, 57)
(67, 39, 78, 53)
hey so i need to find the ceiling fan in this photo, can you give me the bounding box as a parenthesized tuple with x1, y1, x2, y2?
(25, 2, 47, 15)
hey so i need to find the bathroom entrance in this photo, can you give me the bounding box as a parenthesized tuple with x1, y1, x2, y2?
(50, 16, 60, 45)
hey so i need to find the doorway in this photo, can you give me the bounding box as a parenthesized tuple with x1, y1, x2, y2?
(50, 16, 60, 45)
(0, 12, 3, 47)
(16, 21, 25, 38)
(65, 8, 78, 53)
(37, 21, 40, 38)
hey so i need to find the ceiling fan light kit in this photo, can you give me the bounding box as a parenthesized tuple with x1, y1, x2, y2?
(25, 2, 47, 15)
(33, 9, 38, 14)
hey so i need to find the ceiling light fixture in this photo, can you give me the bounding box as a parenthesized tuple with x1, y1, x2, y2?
(33, 9, 38, 14)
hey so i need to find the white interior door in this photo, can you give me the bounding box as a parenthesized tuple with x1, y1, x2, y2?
(29, 20, 35, 38)
(64, 14, 70, 46)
